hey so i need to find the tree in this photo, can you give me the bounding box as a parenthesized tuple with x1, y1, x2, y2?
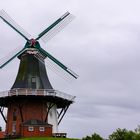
(124, 130, 135, 140)
(134, 125, 140, 140)
(135, 125, 140, 134)
(82, 133, 103, 140)
(82, 125, 140, 140)
(109, 128, 128, 140)
(91, 133, 103, 140)
(109, 128, 138, 140)
(82, 135, 92, 140)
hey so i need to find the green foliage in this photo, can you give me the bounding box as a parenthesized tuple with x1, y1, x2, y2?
(109, 128, 128, 140)
(82, 133, 103, 140)
(135, 125, 140, 134)
(109, 126, 140, 140)
(82, 125, 140, 140)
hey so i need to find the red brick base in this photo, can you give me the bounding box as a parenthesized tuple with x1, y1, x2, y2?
(0, 131, 5, 138)
(21, 125, 52, 137)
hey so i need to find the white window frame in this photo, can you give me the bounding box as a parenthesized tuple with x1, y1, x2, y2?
(31, 77, 36, 83)
(39, 126, 45, 132)
(12, 122, 16, 133)
(28, 126, 34, 132)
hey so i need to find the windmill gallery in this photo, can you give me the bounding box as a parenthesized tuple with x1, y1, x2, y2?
(0, 10, 78, 138)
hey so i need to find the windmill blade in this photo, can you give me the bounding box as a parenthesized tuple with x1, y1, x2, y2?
(0, 10, 31, 40)
(45, 58, 77, 81)
(38, 47, 78, 79)
(0, 46, 27, 68)
(34, 53, 72, 81)
(36, 12, 75, 42)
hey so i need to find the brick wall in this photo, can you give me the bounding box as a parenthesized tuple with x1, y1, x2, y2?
(6, 98, 49, 136)
(21, 125, 52, 137)
(0, 131, 5, 138)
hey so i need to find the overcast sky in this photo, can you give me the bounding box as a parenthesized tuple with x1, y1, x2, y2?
(1, 0, 140, 139)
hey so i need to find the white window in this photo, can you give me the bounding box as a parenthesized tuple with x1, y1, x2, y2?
(31, 77, 36, 88)
(28, 126, 34, 132)
(31, 77, 36, 83)
(39, 127, 45, 132)
(12, 123, 16, 133)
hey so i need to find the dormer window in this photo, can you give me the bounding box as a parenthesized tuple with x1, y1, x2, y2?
(31, 77, 36, 83)
(31, 77, 36, 88)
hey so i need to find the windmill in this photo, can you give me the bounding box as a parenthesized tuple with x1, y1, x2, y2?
(0, 10, 78, 138)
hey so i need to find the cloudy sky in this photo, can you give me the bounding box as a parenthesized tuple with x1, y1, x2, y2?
(1, 0, 140, 139)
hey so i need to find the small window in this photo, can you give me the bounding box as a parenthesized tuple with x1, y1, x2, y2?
(31, 77, 36, 83)
(39, 127, 45, 132)
(28, 126, 34, 132)
(31, 77, 36, 88)
(12, 122, 16, 133)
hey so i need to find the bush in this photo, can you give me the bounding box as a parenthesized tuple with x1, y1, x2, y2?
(109, 126, 140, 140)
(82, 133, 103, 140)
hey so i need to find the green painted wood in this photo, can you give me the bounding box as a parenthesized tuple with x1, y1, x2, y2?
(36, 12, 70, 40)
(38, 47, 78, 79)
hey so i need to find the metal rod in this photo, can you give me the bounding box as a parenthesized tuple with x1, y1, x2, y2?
(58, 108, 64, 119)
(0, 107, 7, 123)
(58, 105, 69, 125)
(18, 104, 24, 122)
(44, 103, 55, 122)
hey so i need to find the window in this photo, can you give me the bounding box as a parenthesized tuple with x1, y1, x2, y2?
(31, 77, 36, 88)
(12, 122, 16, 133)
(13, 109, 17, 121)
(31, 77, 36, 83)
(39, 127, 45, 132)
(28, 126, 34, 132)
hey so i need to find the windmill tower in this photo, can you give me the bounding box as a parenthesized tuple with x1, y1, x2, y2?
(0, 10, 78, 138)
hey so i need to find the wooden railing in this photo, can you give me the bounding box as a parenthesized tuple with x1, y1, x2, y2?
(52, 133, 67, 138)
(0, 88, 75, 102)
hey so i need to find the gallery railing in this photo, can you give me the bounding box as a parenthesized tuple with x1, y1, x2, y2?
(0, 88, 75, 102)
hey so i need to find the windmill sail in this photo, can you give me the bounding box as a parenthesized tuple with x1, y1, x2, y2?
(36, 12, 75, 42)
(0, 10, 31, 40)
(0, 46, 26, 68)
(0, 10, 78, 80)
(38, 47, 78, 79)
(45, 58, 78, 81)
